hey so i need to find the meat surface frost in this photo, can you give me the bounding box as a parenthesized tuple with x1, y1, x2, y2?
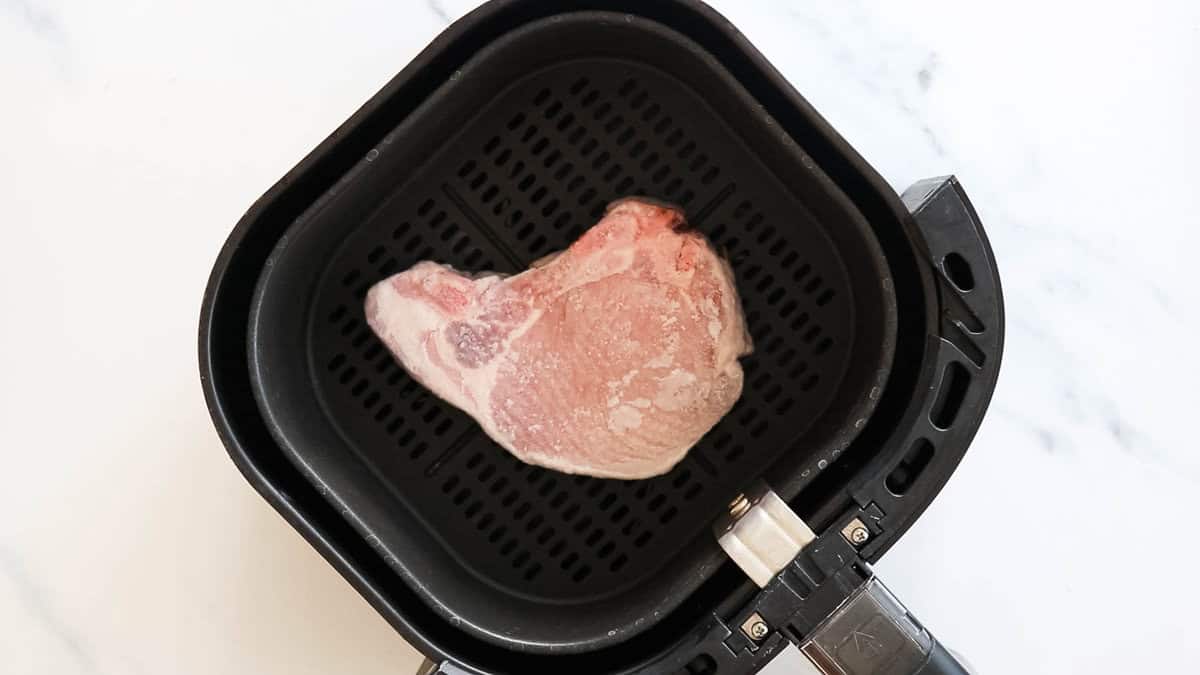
(365, 198, 751, 479)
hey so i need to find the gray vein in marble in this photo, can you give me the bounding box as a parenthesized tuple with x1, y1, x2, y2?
(782, 1, 947, 159)
(992, 313, 1187, 480)
(917, 63, 936, 92)
(1034, 427, 1058, 453)
(993, 407, 1063, 454)
(0, 546, 96, 672)
(2, 0, 64, 41)
(810, 4, 1178, 315)
(917, 119, 946, 157)
(1092, 398, 1170, 468)
(426, 0, 452, 24)
(1106, 415, 1135, 452)
(979, 195, 1174, 312)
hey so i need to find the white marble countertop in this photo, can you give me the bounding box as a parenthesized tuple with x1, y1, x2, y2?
(2, 1, 1197, 673)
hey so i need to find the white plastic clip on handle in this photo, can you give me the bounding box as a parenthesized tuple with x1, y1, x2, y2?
(713, 486, 973, 675)
(716, 489, 815, 587)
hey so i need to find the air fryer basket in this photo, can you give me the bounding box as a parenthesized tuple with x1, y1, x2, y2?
(249, 12, 894, 651)
(201, 1, 1003, 673)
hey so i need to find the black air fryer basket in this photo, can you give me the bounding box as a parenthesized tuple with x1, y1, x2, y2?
(199, 2, 1003, 674)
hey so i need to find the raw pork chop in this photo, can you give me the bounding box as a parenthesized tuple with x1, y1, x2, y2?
(365, 198, 751, 479)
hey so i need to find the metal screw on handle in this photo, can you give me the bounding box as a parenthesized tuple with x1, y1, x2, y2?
(715, 484, 971, 675)
(842, 518, 872, 546)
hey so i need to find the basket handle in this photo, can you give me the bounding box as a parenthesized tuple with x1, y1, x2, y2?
(715, 483, 972, 675)
(796, 576, 972, 675)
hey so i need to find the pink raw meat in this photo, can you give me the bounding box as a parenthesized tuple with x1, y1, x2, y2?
(365, 198, 751, 479)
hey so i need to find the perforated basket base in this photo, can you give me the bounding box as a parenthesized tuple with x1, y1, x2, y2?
(248, 12, 892, 652)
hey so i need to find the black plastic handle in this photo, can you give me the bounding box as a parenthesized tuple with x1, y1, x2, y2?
(915, 641, 971, 675)
(787, 574, 971, 675)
